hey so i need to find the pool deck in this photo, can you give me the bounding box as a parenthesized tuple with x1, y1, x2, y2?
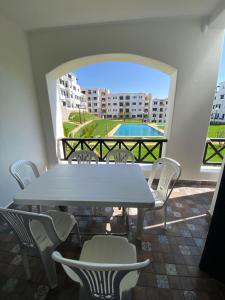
(107, 123, 164, 138)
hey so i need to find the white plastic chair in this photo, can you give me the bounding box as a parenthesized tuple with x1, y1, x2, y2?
(68, 150, 99, 164)
(68, 150, 100, 217)
(106, 149, 135, 164)
(52, 235, 149, 299)
(0, 207, 80, 289)
(146, 157, 181, 229)
(9, 160, 41, 212)
(106, 149, 135, 219)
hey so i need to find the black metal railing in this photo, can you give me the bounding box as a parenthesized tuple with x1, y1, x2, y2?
(203, 138, 225, 165)
(59, 138, 167, 163)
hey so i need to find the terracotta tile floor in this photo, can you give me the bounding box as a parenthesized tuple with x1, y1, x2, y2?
(1, 184, 225, 300)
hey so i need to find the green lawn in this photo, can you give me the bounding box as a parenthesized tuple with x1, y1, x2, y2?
(74, 119, 121, 138)
(207, 124, 225, 138)
(68, 111, 99, 123)
(63, 122, 77, 137)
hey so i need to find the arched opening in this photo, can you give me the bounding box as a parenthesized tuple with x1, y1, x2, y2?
(46, 53, 177, 161)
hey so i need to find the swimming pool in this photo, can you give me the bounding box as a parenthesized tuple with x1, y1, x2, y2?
(113, 124, 163, 137)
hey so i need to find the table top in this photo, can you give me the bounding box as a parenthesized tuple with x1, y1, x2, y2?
(13, 164, 155, 208)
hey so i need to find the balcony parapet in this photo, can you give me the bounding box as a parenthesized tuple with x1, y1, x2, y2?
(58, 137, 167, 164)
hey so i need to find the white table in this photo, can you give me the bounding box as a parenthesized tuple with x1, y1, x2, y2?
(13, 164, 155, 237)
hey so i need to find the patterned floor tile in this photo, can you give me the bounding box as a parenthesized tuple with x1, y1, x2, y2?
(2, 278, 18, 293)
(156, 275, 169, 289)
(184, 290, 198, 300)
(165, 263, 178, 275)
(186, 224, 196, 231)
(174, 211, 182, 218)
(179, 245, 191, 255)
(158, 235, 169, 244)
(141, 241, 152, 252)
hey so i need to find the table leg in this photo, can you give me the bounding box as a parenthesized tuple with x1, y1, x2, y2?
(136, 208, 144, 240)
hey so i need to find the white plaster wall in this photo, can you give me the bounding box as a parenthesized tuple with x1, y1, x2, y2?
(0, 16, 47, 207)
(28, 18, 224, 180)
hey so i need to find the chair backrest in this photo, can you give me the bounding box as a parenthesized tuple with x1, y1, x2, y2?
(52, 251, 149, 300)
(106, 149, 135, 164)
(9, 160, 40, 190)
(0, 208, 59, 249)
(148, 157, 181, 203)
(68, 150, 99, 164)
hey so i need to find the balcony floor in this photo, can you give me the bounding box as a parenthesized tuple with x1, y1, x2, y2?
(1, 183, 225, 300)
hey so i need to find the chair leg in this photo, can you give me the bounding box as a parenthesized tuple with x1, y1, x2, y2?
(76, 222, 82, 246)
(163, 206, 167, 230)
(40, 249, 57, 289)
(21, 247, 31, 280)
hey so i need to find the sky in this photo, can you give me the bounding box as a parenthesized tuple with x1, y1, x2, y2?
(74, 33, 225, 98)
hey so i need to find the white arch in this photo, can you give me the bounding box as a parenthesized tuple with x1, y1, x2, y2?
(46, 53, 177, 159)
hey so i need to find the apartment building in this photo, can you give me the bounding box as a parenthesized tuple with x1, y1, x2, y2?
(57, 73, 86, 109)
(149, 97, 168, 123)
(210, 81, 225, 123)
(104, 92, 151, 119)
(81, 88, 109, 116)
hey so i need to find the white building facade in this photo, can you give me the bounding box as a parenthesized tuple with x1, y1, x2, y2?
(210, 81, 225, 124)
(105, 92, 151, 119)
(149, 97, 168, 123)
(57, 73, 86, 109)
(81, 88, 109, 117)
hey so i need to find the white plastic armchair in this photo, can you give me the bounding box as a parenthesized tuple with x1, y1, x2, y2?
(106, 149, 135, 164)
(147, 157, 181, 229)
(0, 207, 80, 289)
(52, 235, 149, 300)
(9, 160, 40, 189)
(9, 160, 41, 212)
(68, 150, 99, 164)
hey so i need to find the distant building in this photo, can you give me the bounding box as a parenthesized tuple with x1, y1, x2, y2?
(81, 88, 109, 117)
(59, 73, 169, 122)
(210, 81, 225, 123)
(105, 92, 151, 119)
(57, 73, 86, 110)
(149, 97, 168, 123)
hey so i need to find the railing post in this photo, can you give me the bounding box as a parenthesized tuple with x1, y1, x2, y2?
(99, 140, 103, 161)
(159, 141, 163, 158)
(62, 140, 66, 160)
(203, 140, 209, 165)
(138, 141, 141, 162)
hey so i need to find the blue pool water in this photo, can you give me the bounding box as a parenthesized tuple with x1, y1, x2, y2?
(113, 124, 163, 137)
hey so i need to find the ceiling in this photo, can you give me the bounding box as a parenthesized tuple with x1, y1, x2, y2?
(0, 0, 223, 31)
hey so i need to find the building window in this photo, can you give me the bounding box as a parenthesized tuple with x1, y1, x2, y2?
(132, 102, 136, 105)
(153, 108, 157, 111)
(119, 102, 123, 107)
(160, 108, 163, 112)
(119, 96, 123, 100)
(125, 102, 130, 106)
(113, 103, 117, 106)
(125, 96, 130, 100)
(221, 95, 225, 99)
